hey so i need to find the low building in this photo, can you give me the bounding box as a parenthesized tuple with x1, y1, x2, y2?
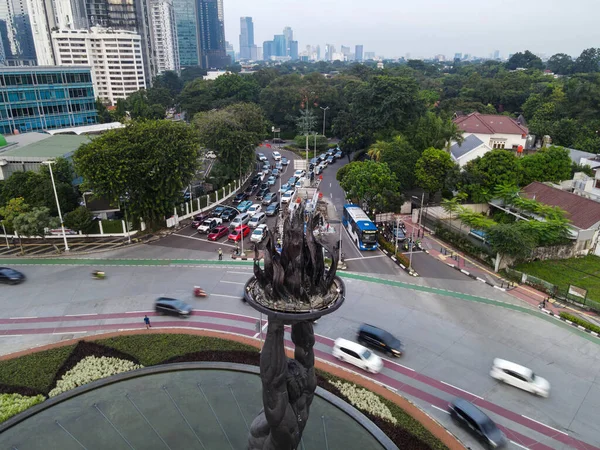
(0, 66, 97, 135)
(453, 112, 528, 150)
(449, 134, 492, 167)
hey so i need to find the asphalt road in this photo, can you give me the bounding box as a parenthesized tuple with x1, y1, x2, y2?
(0, 261, 598, 450)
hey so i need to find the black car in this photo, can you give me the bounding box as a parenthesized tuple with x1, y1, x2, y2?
(0, 268, 25, 285)
(250, 175, 262, 187)
(266, 202, 280, 216)
(155, 297, 193, 317)
(326, 156, 335, 165)
(256, 186, 270, 200)
(220, 208, 238, 222)
(448, 398, 506, 448)
(211, 205, 225, 217)
(260, 182, 269, 191)
(233, 192, 248, 204)
(191, 213, 206, 228)
(357, 324, 403, 357)
(245, 184, 258, 196)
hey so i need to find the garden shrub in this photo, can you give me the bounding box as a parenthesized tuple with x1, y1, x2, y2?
(0, 393, 45, 422)
(559, 312, 600, 334)
(100, 219, 123, 234)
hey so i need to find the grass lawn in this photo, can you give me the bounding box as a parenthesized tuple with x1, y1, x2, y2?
(515, 255, 600, 306)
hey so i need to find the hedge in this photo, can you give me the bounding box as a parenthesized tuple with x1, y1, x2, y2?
(559, 312, 600, 334)
(101, 219, 123, 234)
(378, 236, 411, 267)
(434, 225, 494, 259)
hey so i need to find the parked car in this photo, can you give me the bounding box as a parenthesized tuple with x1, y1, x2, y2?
(334, 150, 343, 159)
(247, 204, 262, 216)
(317, 162, 327, 173)
(230, 213, 251, 229)
(197, 217, 222, 234)
(256, 187, 270, 200)
(191, 214, 206, 228)
(257, 152, 267, 161)
(228, 224, 251, 241)
(357, 324, 403, 357)
(207, 225, 229, 241)
(294, 169, 306, 178)
(490, 358, 550, 397)
(281, 157, 290, 165)
(262, 192, 278, 205)
(0, 268, 25, 285)
(279, 183, 291, 194)
(326, 156, 335, 165)
(233, 192, 248, 204)
(259, 182, 269, 191)
(155, 297, 192, 317)
(326, 148, 336, 157)
(332, 338, 383, 374)
(220, 208, 238, 222)
(267, 175, 277, 186)
(251, 224, 269, 243)
(272, 151, 281, 161)
(281, 190, 295, 205)
(318, 153, 327, 162)
(448, 398, 506, 448)
(248, 212, 267, 228)
(266, 202, 280, 216)
(237, 200, 253, 213)
(271, 168, 280, 178)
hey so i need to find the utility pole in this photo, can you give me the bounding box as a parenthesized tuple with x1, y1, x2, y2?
(320, 106, 329, 137)
(408, 225, 415, 271)
(394, 216, 400, 254)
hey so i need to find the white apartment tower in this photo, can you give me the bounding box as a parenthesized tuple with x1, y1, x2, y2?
(150, 0, 180, 74)
(52, 27, 146, 105)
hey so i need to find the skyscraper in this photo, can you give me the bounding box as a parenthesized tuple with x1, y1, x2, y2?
(239, 16, 254, 60)
(282, 25, 292, 55)
(325, 44, 334, 61)
(273, 34, 285, 57)
(355, 44, 363, 62)
(150, 0, 180, 74)
(173, 0, 198, 66)
(0, 0, 36, 65)
(493, 49, 500, 60)
(263, 40, 273, 60)
(226, 41, 234, 62)
(289, 40, 298, 60)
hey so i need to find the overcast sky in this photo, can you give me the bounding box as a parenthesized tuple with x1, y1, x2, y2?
(224, 0, 600, 59)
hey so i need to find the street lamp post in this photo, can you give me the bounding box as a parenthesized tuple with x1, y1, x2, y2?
(408, 224, 415, 271)
(313, 132, 317, 161)
(412, 193, 425, 234)
(320, 106, 329, 137)
(43, 160, 69, 252)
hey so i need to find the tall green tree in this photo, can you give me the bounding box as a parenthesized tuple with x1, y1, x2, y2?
(74, 120, 199, 228)
(64, 206, 95, 234)
(95, 98, 113, 123)
(408, 112, 464, 152)
(487, 222, 536, 271)
(575, 48, 600, 73)
(368, 135, 421, 191)
(337, 161, 402, 212)
(13, 207, 57, 238)
(462, 149, 521, 193)
(505, 51, 544, 70)
(547, 53, 574, 75)
(520, 146, 572, 185)
(415, 148, 457, 196)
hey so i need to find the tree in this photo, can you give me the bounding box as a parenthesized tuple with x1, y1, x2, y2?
(575, 48, 600, 73)
(13, 207, 57, 238)
(520, 146, 572, 185)
(95, 98, 113, 123)
(415, 148, 457, 195)
(337, 160, 401, 212)
(153, 70, 183, 97)
(505, 51, 543, 70)
(74, 120, 199, 229)
(64, 206, 95, 234)
(487, 222, 536, 272)
(408, 112, 464, 152)
(369, 135, 421, 191)
(463, 149, 521, 193)
(178, 78, 215, 118)
(0, 197, 30, 254)
(294, 134, 328, 152)
(547, 53, 574, 75)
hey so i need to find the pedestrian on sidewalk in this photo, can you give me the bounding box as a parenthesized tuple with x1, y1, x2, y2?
(144, 315, 151, 329)
(218, 248, 223, 260)
(542, 298, 547, 309)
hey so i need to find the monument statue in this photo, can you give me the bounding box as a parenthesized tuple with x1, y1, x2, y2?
(245, 205, 345, 450)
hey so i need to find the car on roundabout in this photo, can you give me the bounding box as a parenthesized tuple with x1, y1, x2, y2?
(155, 297, 192, 317)
(248, 212, 266, 228)
(251, 224, 269, 243)
(281, 190, 295, 205)
(207, 225, 229, 241)
(211, 205, 225, 217)
(237, 200, 253, 213)
(448, 398, 506, 448)
(490, 358, 550, 397)
(287, 176, 298, 185)
(275, 162, 283, 170)
(294, 169, 306, 178)
(266, 202, 280, 216)
(271, 168, 280, 178)
(191, 213, 206, 228)
(332, 338, 383, 374)
(262, 192, 278, 205)
(357, 324, 403, 357)
(197, 217, 222, 234)
(0, 267, 25, 284)
(228, 224, 251, 242)
(256, 187, 270, 201)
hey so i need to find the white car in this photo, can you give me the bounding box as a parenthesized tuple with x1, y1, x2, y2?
(294, 169, 306, 178)
(197, 217, 222, 234)
(490, 358, 550, 397)
(272, 151, 281, 161)
(205, 151, 217, 159)
(257, 153, 267, 162)
(332, 338, 383, 374)
(251, 224, 269, 242)
(281, 190, 295, 205)
(247, 204, 262, 216)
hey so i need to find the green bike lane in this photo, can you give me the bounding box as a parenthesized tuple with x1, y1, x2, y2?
(1, 257, 598, 345)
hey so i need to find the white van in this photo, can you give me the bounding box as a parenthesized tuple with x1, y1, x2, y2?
(230, 213, 251, 229)
(490, 358, 550, 397)
(248, 212, 266, 229)
(332, 338, 383, 374)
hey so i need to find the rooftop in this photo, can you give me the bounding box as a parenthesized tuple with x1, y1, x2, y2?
(46, 122, 124, 136)
(521, 182, 600, 229)
(454, 112, 529, 136)
(0, 135, 91, 159)
(450, 134, 486, 159)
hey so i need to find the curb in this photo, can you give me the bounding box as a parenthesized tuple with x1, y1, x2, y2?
(381, 249, 419, 277)
(445, 263, 506, 291)
(538, 305, 600, 339)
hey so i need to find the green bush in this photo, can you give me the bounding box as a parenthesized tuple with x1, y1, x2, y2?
(434, 225, 494, 258)
(0, 393, 45, 422)
(293, 134, 329, 152)
(101, 219, 123, 234)
(378, 236, 411, 267)
(0, 345, 74, 393)
(559, 312, 600, 334)
(96, 334, 256, 366)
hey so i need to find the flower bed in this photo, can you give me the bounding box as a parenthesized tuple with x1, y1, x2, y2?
(332, 380, 397, 424)
(0, 393, 45, 422)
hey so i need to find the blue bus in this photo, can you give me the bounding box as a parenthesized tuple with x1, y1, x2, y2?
(342, 204, 378, 250)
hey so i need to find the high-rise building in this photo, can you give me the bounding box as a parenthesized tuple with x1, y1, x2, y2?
(364, 51, 375, 60)
(172, 0, 198, 66)
(341, 45, 350, 56)
(0, 66, 97, 134)
(325, 44, 334, 61)
(239, 16, 254, 60)
(289, 40, 298, 60)
(315, 45, 320, 60)
(0, 0, 37, 65)
(273, 34, 285, 57)
(282, 25, 292, 55)
(493, 49, 500, 60)
(454, 53, 462, 60)
(355, 45, 363, 62)
(263, 40, 273, 60)
(226, 41, 234, 62)
(52, 27, 146, 105)
(150, 0, 180, 74)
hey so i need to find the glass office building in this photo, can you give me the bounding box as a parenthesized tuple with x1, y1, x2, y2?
(173, 0, 199, 66)
(0, 66, 97, 135)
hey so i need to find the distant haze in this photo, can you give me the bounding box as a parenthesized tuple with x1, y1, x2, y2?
(224, 0, 600, 59)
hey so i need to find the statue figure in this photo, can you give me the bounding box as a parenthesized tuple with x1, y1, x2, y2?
(247, 320, 316, 450)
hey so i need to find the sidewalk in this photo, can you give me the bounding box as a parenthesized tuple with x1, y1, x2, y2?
(397, 215, 600, 323)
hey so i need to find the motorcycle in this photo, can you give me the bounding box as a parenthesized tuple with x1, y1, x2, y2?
(92, 271, 106, 280)
(194, 286, 207, 297)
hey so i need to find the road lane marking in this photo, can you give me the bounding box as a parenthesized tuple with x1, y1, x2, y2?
(521, 415, 568, 435)
(10, 316, 37, 319)
(510, 442, 530, 450)
(440, 381, 484, 399)
(0, 335, 22, 337)
(53, 331, 87, 335)
(219, 280, 245, 285)
(126, 310, 151, 314)
(431, 405, 450, 414)
(226, 271, 252, 275)
(65, 313, 97, 317)
(344, 255, 387, 261)
(210, 294, 241, 299)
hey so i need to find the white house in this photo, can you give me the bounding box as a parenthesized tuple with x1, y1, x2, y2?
(453, 112, 528, 150)
(449, 134, 492, 167)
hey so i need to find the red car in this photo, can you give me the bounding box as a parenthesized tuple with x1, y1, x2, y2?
(228, 225, 250, 242)
(207, 225, 229, 241)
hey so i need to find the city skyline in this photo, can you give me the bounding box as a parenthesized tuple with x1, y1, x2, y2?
(223, 0, 600, 59)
